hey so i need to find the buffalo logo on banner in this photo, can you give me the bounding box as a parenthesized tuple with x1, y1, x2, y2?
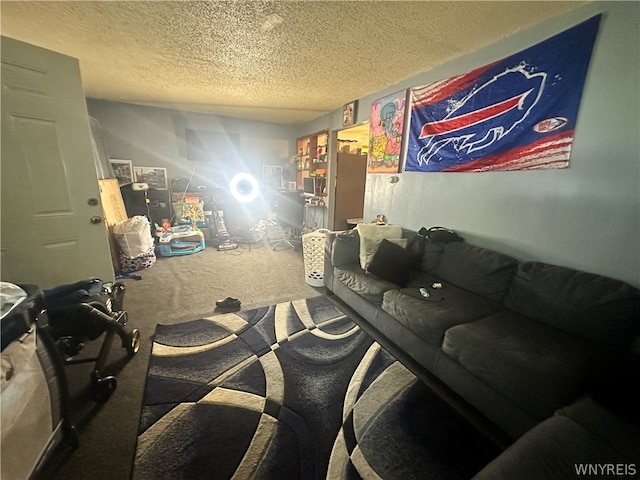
(405, 15, 601, 172)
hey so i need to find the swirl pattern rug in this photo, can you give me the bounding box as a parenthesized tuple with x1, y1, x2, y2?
(134, 296, 498, 479)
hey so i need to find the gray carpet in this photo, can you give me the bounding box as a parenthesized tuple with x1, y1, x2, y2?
(49, 242, 320, 480)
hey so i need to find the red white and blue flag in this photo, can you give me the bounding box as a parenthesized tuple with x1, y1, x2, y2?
(405, 15, 601, 172)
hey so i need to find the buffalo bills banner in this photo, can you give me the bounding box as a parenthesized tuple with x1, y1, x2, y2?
(405, 15, 601, 172)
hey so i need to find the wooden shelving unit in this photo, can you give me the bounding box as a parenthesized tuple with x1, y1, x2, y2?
(295, 130, 328, 196)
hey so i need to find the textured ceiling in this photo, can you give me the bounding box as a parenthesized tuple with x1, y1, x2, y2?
(1, 1, 586, 125)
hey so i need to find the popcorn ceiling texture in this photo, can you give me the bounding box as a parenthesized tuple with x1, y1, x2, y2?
(1, 1, 585, 124)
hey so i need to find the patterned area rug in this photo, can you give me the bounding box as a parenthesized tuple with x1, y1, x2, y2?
(134, 296, 498, 479)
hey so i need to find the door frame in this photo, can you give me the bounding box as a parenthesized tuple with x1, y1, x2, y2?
(327, 122, 370, 230)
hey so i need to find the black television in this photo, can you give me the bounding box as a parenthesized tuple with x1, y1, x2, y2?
(276, 190, 305, 229)
(302, 177, 315, 197)
(185, 129, 241, 162)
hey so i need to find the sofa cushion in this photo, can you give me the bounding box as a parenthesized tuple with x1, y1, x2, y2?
(442, 310, 601, 421)
(356, 223, 404, 270)
(504, 261, 640, 349)
(367, 239, 418, 287)
(405, 233, 444, 274)
(419, 241, 444, 274)
(335, 264, 397, 305)
(331, 228, 360, 267)
(381, 282, 504, 346)
(434, 243, 518, 301)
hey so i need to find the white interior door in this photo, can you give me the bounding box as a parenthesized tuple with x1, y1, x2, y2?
(1, 36, 114, 288)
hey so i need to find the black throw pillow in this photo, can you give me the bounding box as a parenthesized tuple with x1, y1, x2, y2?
(367, 238, 417, 286)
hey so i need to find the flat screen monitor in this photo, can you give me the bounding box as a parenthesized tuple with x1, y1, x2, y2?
(303, 177, 315, 197)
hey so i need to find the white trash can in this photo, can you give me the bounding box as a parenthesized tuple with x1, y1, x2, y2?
(302, 229, 329, 287)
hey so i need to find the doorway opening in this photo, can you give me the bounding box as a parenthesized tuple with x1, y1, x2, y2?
(330, 123, 370, 231)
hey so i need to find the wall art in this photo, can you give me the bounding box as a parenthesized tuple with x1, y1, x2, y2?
(368, 90, 409, 174)
(262, 165, 283, 189)
(109, 159, 133, 185)
(342, 101, 357, 127)
(133, 166, 168, 189)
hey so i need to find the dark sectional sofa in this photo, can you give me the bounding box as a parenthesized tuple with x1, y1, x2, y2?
(324, 226, 640, 478)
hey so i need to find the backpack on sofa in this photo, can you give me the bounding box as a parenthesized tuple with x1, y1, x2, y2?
(418, 226, 464, 243)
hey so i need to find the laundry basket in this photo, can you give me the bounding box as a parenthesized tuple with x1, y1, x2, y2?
(302, 229, 329, 287)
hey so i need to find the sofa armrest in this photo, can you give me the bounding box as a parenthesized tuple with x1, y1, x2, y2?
(473, 397, 640, 480)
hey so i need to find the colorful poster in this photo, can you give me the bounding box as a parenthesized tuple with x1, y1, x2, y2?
(405, 15, 601, 172)
(368, 90, 408, 173)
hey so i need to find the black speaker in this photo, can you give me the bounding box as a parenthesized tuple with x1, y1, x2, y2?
(120, 184, 149, 218)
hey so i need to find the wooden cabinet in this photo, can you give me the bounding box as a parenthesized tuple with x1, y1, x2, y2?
(295, 130, 328, 195)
